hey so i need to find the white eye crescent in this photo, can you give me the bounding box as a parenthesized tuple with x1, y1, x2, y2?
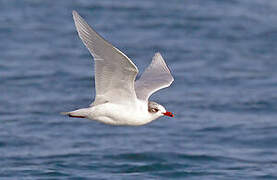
(151, 108, 159, 113)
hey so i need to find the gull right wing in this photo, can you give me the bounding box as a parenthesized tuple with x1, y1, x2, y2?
(72, 11, 139, 105)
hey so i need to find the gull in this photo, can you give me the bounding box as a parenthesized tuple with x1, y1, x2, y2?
(62, 11, 174, 126)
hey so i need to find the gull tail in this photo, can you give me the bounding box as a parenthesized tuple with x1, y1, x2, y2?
(61, 108, 89, 118)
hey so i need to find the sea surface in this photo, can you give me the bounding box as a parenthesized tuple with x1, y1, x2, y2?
(1, 0, 277, 179)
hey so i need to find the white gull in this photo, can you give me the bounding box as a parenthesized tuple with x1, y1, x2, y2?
(62, 11, 174, 126)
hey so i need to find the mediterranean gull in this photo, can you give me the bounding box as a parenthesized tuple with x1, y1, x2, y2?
(62, 11, 174, 126)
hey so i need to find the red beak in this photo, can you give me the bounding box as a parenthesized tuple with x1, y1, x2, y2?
(163, 111, 174, 117)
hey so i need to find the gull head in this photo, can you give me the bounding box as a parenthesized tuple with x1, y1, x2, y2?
(148, 101, 174, 118)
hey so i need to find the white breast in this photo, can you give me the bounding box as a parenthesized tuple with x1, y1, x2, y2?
(86, 100, 154, 126)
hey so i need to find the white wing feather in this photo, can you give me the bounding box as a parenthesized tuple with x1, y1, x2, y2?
(135, 53, 174, 101)
(72, 11, 138, 105)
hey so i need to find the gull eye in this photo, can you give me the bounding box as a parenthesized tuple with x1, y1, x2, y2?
(151, 108, 159, 113)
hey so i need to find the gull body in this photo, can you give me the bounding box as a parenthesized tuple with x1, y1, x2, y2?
(67, 99, 161, 126)
(62, 11, 174, 126)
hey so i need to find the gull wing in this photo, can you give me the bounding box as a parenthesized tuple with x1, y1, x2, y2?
(135, 53, 174, 101)
(72, 11, 138, 105)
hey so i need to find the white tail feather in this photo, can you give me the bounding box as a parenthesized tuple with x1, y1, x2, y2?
(61, 108, 89, 118)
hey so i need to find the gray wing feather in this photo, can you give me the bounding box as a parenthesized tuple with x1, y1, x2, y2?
(135, 53, 174, 101)
(72, 11, 138, 105)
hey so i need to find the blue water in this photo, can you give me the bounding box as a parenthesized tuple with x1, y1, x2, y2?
(1, 0, 277, 179)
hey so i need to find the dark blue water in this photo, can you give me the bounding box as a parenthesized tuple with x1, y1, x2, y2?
(1, 0, 277, 179)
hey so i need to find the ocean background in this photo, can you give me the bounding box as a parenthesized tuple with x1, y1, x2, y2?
(1, 0, 277, 179)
